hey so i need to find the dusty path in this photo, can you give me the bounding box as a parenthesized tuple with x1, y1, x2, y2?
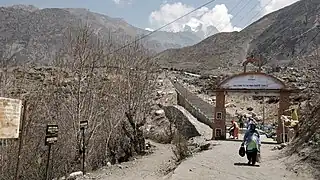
(79, 106, 315, 180)
(79, 141, 175, 180)
(168, 141, 314, 180)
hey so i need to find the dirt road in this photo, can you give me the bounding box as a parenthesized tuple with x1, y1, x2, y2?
(80, 140, 314, 180)
(79, 106, 315, 180)
(168, 141, 314, 180)
(78, 141, 175, 180)
(168, 106, 314, 180)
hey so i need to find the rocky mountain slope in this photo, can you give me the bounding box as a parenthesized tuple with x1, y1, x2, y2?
(155, 0, 320, 73)
(0, 5, 209, 65)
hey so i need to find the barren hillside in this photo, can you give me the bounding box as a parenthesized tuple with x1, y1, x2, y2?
(155, 0, 320, 73)
(0, 4, 205, 66)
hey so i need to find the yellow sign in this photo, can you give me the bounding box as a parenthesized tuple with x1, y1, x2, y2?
(0, 97, 22, 139)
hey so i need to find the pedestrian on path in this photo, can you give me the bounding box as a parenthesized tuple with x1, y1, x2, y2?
(229, 120, 239, 139)
(242, 123, 261, 165)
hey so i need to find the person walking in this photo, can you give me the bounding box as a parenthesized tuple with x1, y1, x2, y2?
(229, 120, 239, 139)
(242, 123, 261, 165)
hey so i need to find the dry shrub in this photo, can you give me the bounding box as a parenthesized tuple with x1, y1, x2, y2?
(285, 55, 320, 177)
(0, 23, 156, 180)
(171, 132, 190, 162)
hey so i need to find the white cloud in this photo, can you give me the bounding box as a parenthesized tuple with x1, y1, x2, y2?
(112, 0, 132, 5)
(148, 2, 241, 35)
(145, 28, 154, 31)
(260, 0, 299, 15)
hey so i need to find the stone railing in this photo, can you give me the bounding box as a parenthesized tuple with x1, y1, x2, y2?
(172, 80, 214, 129)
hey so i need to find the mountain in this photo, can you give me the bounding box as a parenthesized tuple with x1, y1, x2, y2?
(0, 5, 214, 65)
(155, 0, 320, 73)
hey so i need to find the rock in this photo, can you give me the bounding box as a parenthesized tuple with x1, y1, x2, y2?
(279, 143, 287, 149)
(199, 143, 211, 151)
(266, 97, 279, 104)
(308, 140, 314, 146)
(248, 111, 257, 117)
(67, 171, 83, 180)
(58, 177, 66, 180)
(157, 79, 164, 85)
(155, 109, 165, 116)
(225, 103, 236, 108)
(145, 142, 152, 150)
(157, 90, 164, 96)
(254, 116, 263, 121)
(288, 76, 297, 82)
(107, 162, 112, 167)
(145, 125, 155, 133)
(247, 107, 254, 111)
(167, 91, 175, 94)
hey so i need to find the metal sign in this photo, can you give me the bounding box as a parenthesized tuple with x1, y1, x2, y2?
(46, 124, 58, 136)
(0, 97, 22, 139)
(45, 136, 58, 145)
(80, 120, 88, 129)
(45, 124, 58, 145)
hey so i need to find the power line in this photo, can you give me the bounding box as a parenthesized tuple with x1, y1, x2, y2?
(109, 0, 218, 54)
(241, 0, 272, 28)
(217, 0, 273, 33)
(205, 0, 245, 36)
(220, 0, 258, 32)
(230, 0, 254, 23)
(110, 0, 271, 57)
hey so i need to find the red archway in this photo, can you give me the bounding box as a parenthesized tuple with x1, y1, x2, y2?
(212, 72, 297, 143)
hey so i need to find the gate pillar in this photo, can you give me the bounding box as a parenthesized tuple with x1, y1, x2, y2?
(212, 90, 226, 140)
(277, 90, 290, 143)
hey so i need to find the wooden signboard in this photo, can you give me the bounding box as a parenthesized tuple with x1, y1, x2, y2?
(0, 97, 22, 139)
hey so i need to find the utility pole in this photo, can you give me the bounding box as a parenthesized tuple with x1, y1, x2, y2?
(262, 96, 265, 127)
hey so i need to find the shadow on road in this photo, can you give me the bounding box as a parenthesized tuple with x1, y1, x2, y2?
(234, 162, 260, 167)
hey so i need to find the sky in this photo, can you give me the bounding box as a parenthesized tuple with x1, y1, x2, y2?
(0, 0, 300, 34)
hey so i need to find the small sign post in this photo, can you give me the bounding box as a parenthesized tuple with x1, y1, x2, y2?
(45, 124, 58, 180)
(80, 120, 88, 174)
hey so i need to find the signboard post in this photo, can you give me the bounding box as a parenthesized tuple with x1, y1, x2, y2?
(80, 120, 88, 174)
(45, 124, 58, 180)
(14, 100, 26, 180)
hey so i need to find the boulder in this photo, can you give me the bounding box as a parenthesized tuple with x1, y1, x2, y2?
(247, 107, 254, 111)
(157, 90, 164, 96)
(67, 171, 83, 180)
(254, 116, 263, 121)
(155, 109, 165, 116)
(225, 103, 236, 108)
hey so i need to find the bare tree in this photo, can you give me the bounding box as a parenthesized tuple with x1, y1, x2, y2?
(0, 22, 157, 180)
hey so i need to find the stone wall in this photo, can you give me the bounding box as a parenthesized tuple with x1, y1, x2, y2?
(172, 81, 214, 129)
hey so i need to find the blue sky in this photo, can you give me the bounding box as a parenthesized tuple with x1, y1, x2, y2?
(0, 0, 299, 33)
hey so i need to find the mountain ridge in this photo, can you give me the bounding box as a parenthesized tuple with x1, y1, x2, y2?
(0, 4, 218, 56)
(155, 0, 320, 74)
